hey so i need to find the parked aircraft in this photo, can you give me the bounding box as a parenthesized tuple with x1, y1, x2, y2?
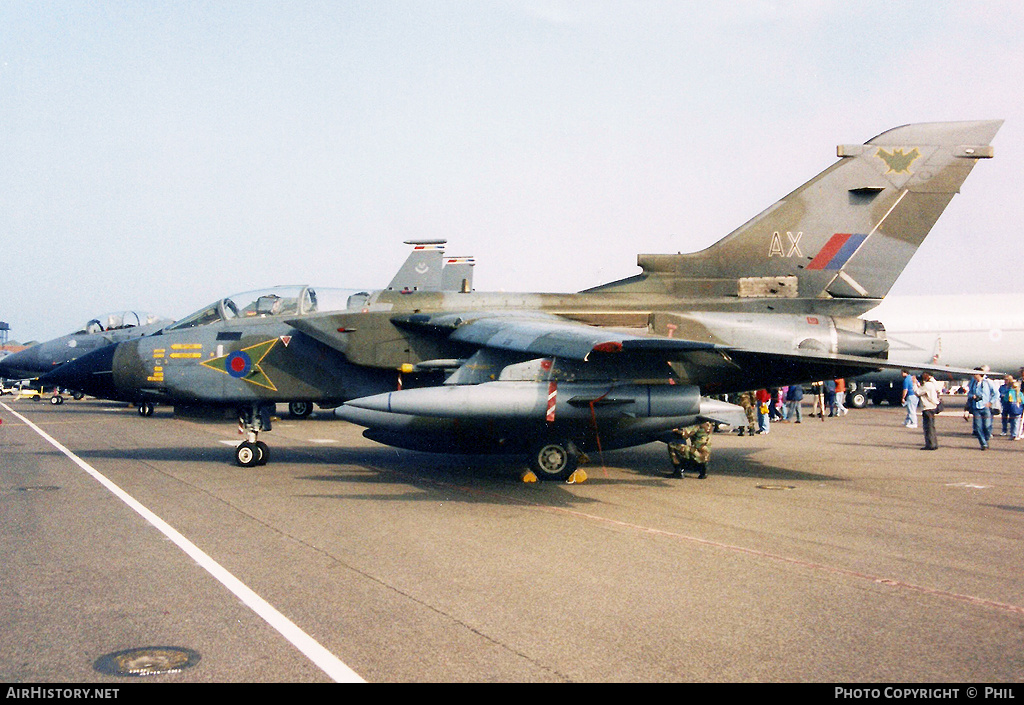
(19, 243, 468, 414)
(41, 120, 1002, 479)
(0, 311, 172, 385)
(847, 294, 1024, 407)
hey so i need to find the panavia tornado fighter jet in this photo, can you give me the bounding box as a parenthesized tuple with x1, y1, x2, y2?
(43, 121, 1001, 479)
(0, 311, 173, 386)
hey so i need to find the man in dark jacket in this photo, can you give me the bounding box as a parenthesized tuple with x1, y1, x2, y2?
(786, 384, 804, 423)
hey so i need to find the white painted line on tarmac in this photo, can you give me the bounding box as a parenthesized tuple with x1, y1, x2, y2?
(946, 481, 991, 489)
(1, 402, 365, 683)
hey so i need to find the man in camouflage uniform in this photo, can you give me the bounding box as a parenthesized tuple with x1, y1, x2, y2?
(736, 391, 758, 436)
(666, 421, 713, 479)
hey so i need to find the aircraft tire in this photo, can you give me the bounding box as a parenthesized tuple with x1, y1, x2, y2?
(50, 395, 62, 405)
(847, 390, 867, 409)
(137, 401, 155, 417)
(235, 441, 260, 468)
(255, 441, 269, 466)
(288, 401, 313, 419)
(530, 440, 578, 482)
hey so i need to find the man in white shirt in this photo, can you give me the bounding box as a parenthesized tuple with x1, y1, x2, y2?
(914, 372, 942, 450)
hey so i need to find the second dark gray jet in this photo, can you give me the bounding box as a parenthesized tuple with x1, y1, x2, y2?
(0, 311, 172, 384)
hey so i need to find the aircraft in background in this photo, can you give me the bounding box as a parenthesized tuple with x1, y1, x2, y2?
(42, 120, 1001, 480)
(846, 294, 1024, 407)
(0, 311, 172, 392)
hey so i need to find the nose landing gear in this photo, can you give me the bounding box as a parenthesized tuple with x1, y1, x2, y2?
(235, 403, 274, 467)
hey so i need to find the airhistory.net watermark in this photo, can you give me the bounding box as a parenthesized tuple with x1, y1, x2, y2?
(6, 689, 119, 700)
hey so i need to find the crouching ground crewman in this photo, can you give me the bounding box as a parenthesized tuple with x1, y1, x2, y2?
(666, 421, 714, 479)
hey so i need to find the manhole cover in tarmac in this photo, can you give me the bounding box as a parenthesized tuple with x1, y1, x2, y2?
(94, 647, 201, 677)
(755, 484, 796, 491)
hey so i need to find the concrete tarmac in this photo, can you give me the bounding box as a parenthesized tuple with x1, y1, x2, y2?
(1, 397, 1022, 683)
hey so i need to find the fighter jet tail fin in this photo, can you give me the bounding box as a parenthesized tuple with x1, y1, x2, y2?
(386, 240, 475, 293)
(589, 120, 1002, 309)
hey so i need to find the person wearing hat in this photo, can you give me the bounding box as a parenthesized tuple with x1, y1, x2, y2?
(964, 367, 998, 450)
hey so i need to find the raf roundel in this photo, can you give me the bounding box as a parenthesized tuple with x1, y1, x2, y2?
(200, 338, 280, 391)
(225, 350, 253, 378)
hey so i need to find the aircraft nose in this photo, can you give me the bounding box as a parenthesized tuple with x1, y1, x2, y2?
(38, 344, 120, 399)
(0, 346, 42, 379)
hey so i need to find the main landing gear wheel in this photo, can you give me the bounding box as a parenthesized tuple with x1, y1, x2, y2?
(235, 440, 269, 467)
(530, 440, 579, 482)
(288, 401, 313, 419)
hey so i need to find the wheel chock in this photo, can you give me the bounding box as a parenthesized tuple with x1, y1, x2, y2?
(521, 470, 539, 483)
(566, 469, 588, 484)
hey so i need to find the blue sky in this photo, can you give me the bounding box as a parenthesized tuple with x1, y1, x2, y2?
(2, 1, 1021, 341)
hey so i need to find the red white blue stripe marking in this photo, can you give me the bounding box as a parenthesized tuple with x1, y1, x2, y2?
(807, 233, 868, 270)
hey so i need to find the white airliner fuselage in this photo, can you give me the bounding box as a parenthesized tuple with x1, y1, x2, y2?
(851, 294, 1024, 405)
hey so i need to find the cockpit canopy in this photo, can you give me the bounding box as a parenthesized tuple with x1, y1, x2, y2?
(166, 286, 370, 331)
(75, 311, 168, 335)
